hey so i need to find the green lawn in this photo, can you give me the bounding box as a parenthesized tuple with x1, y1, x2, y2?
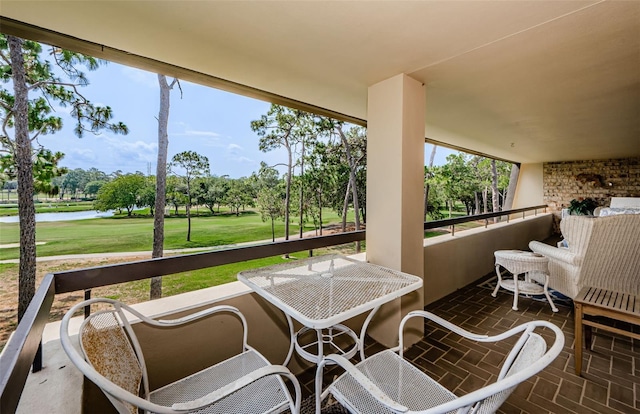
(0, 203, 484, 260)
(91, 255, 301, 300)
(113, 248, 351, 300)
(0, 200, 97, 216)
(0, 208, 353, 260)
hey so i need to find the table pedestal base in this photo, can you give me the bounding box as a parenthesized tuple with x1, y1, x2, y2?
(294, 324, 359, 364)
(492, 267, 558, 312)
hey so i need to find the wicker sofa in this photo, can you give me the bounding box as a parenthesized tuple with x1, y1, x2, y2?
(529, 214, 640, 299)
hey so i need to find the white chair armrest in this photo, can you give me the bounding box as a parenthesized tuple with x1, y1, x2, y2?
(529, 240, 579, 265)
(171, 365, 298, 412)
(400, 311, 560, 348)
(398, 311, 489, 352)
(155, 305, 243, 326)
(124, 304, 249, 350)
(322, 354, 409, 413)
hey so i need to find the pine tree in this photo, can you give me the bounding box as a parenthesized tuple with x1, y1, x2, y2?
(0, 35, 127, 321)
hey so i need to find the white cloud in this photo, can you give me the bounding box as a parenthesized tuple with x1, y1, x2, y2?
(179, 129, 221, 138)
(121, 67, 157, 88)
(98, 135, 157, 163)
(172, 122, 221, 140)
(224, 142, 255, 166)
(68, 148, 97, 163)
(230, 156, 255, 164)
(171, 125, 224, 150)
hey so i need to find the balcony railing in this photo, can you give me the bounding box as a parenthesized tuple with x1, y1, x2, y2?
(0, 204, 547, 413)
(424, 204, 548, 235)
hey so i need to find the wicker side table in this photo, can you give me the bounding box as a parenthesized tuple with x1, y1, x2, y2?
(492, 250, 558, 312)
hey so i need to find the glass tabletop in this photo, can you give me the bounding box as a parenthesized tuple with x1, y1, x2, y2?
(237, 254, 423, 329)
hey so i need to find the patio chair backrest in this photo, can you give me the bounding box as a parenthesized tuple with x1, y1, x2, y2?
(472, 332, 546, 414)
(80, 310, 144, 414)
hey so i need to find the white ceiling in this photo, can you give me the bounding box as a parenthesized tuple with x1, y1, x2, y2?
(1, 1, 639, 163)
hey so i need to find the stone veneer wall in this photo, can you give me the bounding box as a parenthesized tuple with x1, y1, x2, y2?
(543, 157, 640, 212)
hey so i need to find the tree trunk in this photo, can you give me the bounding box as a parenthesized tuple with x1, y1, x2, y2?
(491, 159, 500, 223)
(341, 179, 350, 231)
(271, 217, 275, 242)
(482, 188, 488, 214)
(186, 179, 192, 241)
(299, 139, 305, 238)
(503, 164, 520, 211)
(337, 127, 361, 252)
(284, 143, 292, 241)
(150, 75, 175, 299)
(187, 202, 191, 241)
(318, 189, 323, 236)
(473, 191, 480, 214)
(423, 182, 430, 221)
(10, 36, 37, 322)
(424, 145, 437, 220)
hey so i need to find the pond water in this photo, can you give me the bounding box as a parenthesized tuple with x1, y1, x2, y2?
(0, 210, 114, 223)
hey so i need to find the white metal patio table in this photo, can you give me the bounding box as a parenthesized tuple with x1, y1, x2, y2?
(237, 254, 423, 365)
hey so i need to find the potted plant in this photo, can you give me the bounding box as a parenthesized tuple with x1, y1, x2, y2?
(568, 198, 598, 215)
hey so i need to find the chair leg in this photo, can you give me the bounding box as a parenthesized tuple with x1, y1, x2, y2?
(542, 274, 558, 312)
(574, 303, 583, 375)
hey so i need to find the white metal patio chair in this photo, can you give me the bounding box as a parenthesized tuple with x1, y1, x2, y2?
(60, 298, 301, 414)
(315, 311, 564, 414)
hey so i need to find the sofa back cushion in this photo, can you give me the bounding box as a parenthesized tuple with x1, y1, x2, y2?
(610, 197, 640, 209)
(599, 207, 640, 217)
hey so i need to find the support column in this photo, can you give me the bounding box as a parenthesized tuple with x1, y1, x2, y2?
(366, 74, 425, 348)
(512, 163, 544, 209)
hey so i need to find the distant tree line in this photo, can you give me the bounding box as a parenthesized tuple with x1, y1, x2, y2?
(46, 105, 369, 245)
(424, 152, 515, 220)
(2, 132, 515, 234)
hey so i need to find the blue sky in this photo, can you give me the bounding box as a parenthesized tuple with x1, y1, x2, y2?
(38, 60, 456, 178)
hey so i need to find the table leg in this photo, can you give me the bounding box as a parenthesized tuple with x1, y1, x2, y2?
(359, 306, 380, 361)
(575, 302, 583, 375)
(316, 328, 324, 365)
(512, 273, 520, 311)
(283, 313, 295, 366)
(491, 265, 501, 298)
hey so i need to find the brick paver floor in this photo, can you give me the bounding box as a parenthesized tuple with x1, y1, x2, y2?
(298, 276, 639, 414)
